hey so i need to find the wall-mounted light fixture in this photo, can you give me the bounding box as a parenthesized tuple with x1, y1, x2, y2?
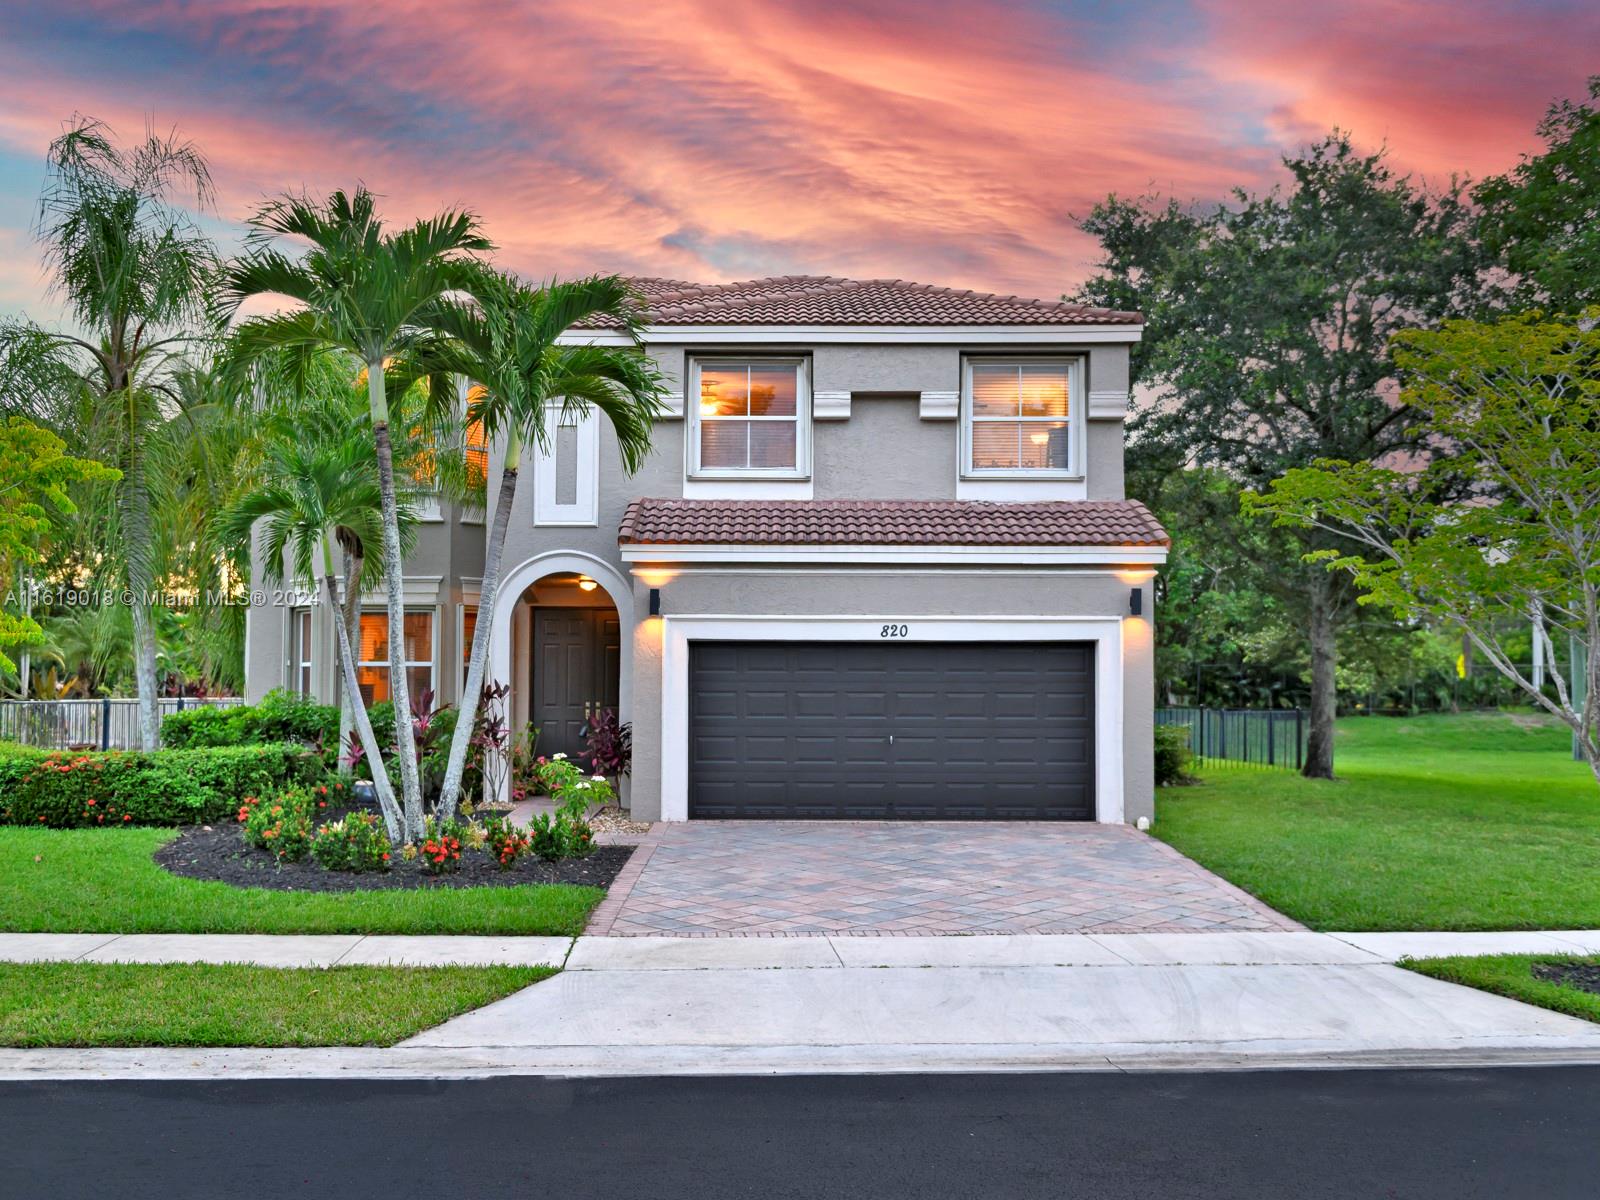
(648, 588, 662, 616)
(1129, 586, 1143, 617)
(576, 575, 598, 592)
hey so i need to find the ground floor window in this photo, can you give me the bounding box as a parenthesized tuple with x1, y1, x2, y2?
(459, 604, 478, 693)
(356, 609, 435, 704)
(290, 608, 313, 695)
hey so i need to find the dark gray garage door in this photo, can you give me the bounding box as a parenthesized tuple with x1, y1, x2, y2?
(689, 641, 1095, 820)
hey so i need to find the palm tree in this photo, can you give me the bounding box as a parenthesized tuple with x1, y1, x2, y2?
(223, 188, 491, 840)
(217, 404, 418, 841)
(0, 118, 218, 748)
(419, 270, 665, 821)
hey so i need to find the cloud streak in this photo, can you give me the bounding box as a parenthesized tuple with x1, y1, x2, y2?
(0, 0, 1588, 318)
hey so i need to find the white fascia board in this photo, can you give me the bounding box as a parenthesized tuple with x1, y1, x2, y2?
(560, 324, 1144, 347)
(620, 544, 1168, 565)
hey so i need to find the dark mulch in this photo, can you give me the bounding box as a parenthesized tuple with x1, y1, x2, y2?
(154, 822, 634, 893)
(1533, 962, 1600, 996)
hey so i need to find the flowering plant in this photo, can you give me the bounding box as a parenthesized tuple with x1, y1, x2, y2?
(242, 787, 315, 863)
(484, 814, 530, 870)
(310, 812, 392, 873)
(419, 817, 465, 875)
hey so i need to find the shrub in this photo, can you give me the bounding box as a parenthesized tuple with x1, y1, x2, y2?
(1154, 724, 1196, 786)
(528, 790, 595, 862)
(0, 744, 323, 828)
(161, 689, 339, 754)
(419, 818, 465, 875)
(531, 753, 583, 797)
(242, 787, 316, 863)
(484, 815, 530, 870)
(310, 811, 392, 872)
(583, 708, 631, 778)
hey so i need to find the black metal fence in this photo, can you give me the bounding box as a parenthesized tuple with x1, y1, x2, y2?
(0, 697, 244, 751)
(1156, 706, 1307, 770)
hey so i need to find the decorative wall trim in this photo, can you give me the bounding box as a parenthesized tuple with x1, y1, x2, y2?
(812, 389, 851, 420)
(919, 390, 959, 420)
(1088, 389, 1130, 420)
(658, 615, 1126, 825)
(658, 391, 685, 419)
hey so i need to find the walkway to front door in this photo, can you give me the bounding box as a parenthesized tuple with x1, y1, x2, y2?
(587, 823, 1298, 937)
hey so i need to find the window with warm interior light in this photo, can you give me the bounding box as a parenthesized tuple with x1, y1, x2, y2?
(356, 610, 435, 704)
(689, 358, 809, 477)
(962, 359, 1079, 476)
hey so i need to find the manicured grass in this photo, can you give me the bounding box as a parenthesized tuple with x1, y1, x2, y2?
(0, 827, 603, 935)
(1401, 954, 1600, 1024)
(1155, 711, 1600, 931)
(0, 961, 554, 1047)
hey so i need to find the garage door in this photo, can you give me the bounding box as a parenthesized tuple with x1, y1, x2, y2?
(689, 641, 1095, 820)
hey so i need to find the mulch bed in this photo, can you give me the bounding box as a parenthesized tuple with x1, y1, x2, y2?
(1533, 962, 1600, 996)
(154, 822, 634, 893)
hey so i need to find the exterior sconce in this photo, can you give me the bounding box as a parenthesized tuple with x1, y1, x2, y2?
(648, 588, 662, 616)
(577, 575, 598, 592)
(1129, 587, 1143, 617)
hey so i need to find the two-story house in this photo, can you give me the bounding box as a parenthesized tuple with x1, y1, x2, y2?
(244, 275, 1169, 824)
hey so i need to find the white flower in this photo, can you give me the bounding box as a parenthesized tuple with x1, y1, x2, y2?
(591, 775, 606, 782)
(552, 753, 567, 760)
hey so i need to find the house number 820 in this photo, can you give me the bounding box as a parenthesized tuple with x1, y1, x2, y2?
(880, 624, 910, 638)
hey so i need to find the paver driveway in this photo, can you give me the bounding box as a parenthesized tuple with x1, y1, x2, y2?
(589, 822, 1298, 936)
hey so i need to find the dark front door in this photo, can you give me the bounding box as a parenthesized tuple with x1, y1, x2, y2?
(532, 608, 620, 759)
(688, 641, 1095, 820)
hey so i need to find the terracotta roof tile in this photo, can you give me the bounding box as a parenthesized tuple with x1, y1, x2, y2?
(578, 275, 1140, 329)
(617, 498, 1169, 548)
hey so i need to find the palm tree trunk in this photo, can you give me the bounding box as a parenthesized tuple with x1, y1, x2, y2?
(437, 430, 520, 821)
(335, 546, 362, 776)
(322, 550, 403, 842)
(122, 435, 161, 750)
(366, 360, 424, 841)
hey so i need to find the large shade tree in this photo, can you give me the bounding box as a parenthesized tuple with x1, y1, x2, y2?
(224, 188, 491, 841)
(1247, 310, 1600, 783)
(1073, 135, 1482, 777)
(0, 118, 218, 745)
(415, 269, 665, 821)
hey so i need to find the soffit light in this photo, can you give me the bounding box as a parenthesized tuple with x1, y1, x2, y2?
(577, 576, 598, 592)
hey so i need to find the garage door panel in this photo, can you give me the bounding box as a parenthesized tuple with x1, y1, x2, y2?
(689, 641, 1095, 820)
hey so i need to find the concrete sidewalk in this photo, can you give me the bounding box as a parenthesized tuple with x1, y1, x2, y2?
(5, 929, 1600, 1079)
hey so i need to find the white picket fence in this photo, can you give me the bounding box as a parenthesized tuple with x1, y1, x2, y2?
(0, 697, 246, 751)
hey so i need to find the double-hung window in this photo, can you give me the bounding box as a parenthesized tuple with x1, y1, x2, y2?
(290, 608, 313, 696)
(962, 359, 1080, 477)
(689, 358, 810, 477)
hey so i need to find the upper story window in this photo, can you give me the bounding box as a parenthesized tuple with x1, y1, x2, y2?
(689, 357, 810, 478)
(962, 358, 1081, 478)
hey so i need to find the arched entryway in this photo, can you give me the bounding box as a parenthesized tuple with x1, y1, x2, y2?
(489, 551, 633, 802)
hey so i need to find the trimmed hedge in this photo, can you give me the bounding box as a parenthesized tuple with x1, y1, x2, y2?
(1154, 724, 1196, 787)
(161, 690, 339, 753)
(0, 744, 324, 828)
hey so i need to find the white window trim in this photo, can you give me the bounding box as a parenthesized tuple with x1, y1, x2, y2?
(290, 607, 314, 696)
(960, 357, 1084, 481)
(658, 615, 1126, 825)
(534, 403, 601, 527)
(686, 356, 812, 481)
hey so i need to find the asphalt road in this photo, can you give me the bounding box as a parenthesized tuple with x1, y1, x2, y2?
(5, 1067, 1598, 1199)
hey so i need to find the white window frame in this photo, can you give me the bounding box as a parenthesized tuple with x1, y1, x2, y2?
(356, 606, 439, 700)
(960, 357, 1084, 480)
(290, 608, 314, 696)
(686, 356, 812, 480)
(534, 403, 600, 526)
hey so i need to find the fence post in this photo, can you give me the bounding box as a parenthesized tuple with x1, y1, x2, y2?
(1294, 709, 1303, 771)
(177, 694, 185, 713)
(100, 696, 111, 751)
(1268, 713, 1276, 766)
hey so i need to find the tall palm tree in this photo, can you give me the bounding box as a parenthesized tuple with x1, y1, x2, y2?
(218, 405, 418, 840)
(418, 270, 665, 821)
(0, 118, 218, 748)
(223, 188, 491, 840)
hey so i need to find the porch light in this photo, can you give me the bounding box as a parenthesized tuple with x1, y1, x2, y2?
(577, 576, 598, 592)
(648, 588, 662, 616)
(1129, 586, 1143, 617)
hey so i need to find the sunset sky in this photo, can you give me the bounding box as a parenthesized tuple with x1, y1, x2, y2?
(1, 1, 1595, 321)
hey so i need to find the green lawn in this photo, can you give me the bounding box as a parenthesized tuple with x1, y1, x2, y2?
(0, 827, 603, 935)
(1156, 711, 1600, 931)
(0, 961, 554, 1047)
(1402, 954, 1600, 1024)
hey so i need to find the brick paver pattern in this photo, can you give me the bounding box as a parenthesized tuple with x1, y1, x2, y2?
(596, 822, 1299, 937)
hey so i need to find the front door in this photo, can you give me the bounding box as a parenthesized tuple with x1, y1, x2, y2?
(532, 608, 620, 759)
